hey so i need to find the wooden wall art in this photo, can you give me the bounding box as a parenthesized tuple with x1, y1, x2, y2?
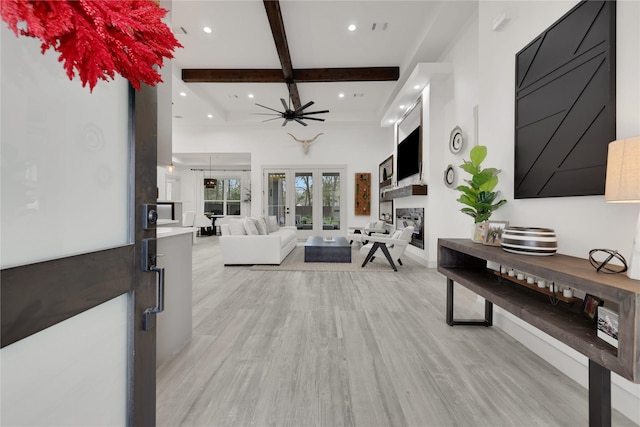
(514, 0, 615, 198)
(354, 173, 371, 215)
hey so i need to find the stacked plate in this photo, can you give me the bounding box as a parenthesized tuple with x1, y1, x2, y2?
(501, 227, 558, 256)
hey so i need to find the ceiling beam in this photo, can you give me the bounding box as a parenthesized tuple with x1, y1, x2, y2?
(262, 0, 301, 109)
(182, 67, 400, 83)
(293, 67, 400, 82)
(182, 69, 285, 83)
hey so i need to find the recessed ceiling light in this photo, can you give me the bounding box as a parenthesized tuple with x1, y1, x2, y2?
(414, 85, 421, 90)
(348, 24, 357, 32)
(399, 105, 405, 109)
(248, 93, 254, 98)
(207, 114, 213, 118)
(388, 119, 395, 123)
(338, 93, 345, 98)
(203, 26, 212, 34)
(179, 92, 186, 97)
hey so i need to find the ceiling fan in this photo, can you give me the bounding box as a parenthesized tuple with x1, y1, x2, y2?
(254, 98, 329, 126)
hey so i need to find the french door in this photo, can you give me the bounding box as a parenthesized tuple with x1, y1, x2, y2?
(264, 167, 346, 239)
(1, 26, 157, 425)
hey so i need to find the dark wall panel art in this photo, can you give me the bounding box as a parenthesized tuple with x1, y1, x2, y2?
(514, 0, 616, 199)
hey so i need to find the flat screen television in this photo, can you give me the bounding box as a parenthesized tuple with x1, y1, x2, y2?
(397, 126, 421, 181)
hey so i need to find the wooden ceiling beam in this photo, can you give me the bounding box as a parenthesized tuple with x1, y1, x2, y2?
(182, 69, 285, 83)
(263, 0, 301, 109)
(293, 67, 400, 82)
(182, 67, 400, 84)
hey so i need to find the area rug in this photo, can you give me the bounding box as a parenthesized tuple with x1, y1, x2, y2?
(249, 246, 396, 272)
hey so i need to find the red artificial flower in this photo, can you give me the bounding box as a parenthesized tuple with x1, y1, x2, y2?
(1, 0, 183, 90)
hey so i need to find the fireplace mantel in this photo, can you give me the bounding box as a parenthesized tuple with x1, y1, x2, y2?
(380, 184, 427, 201)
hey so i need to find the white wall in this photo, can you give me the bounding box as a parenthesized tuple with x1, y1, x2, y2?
(422, 13, 482, 267)
(476, 1, 640, 423)
(172, 125, 394, 229)
(478, 0, 640, 259)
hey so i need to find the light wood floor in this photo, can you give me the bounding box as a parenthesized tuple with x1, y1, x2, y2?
(157, 236, 635, 427)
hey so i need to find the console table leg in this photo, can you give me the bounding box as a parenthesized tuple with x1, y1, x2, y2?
(589, 359, 611, 427)
(446, 278, 492, 327)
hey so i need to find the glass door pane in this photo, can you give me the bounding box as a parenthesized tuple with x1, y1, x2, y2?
(226, 178, 241, 215)
(294, 172, 313, 235)
(1, 25, 130, 268)
(267, 172, 287, 226)
(322, 172, 341, 231)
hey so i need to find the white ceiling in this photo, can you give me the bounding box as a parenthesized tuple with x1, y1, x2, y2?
(168, 0, 478, 129)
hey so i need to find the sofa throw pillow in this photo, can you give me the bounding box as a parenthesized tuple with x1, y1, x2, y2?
(267, 215, 280, 232)
(255, 217, 268, 235)
(243, 217, 260, 235)
(228, 219, 247, 235)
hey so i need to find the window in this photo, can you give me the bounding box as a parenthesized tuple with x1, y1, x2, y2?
(204, 178, 241, 216)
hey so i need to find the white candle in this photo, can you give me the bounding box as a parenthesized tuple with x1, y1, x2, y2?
(563, 288, 573, 298)
(527, 276, 535, 284)
(500, 266, 508, 274)
(517, 273, 525, 280)
(508, 269, 516, 277)
(537, 279, 546, 288)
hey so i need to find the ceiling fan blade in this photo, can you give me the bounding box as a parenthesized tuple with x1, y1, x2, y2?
(252, 112, 282, 116)
(298, 116, 325, 122)
(294, 118, 308, 126)
(300, 110, 330, 115)
(282, 118, 290, 127)
(261, 117, 284, 123)
(294, 101, 314, 114)
(280, 98, 289, 111)
(255, 103, 283, 114)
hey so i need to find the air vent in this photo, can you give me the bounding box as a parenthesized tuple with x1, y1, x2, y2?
(371, 22, 388, 32)
(353, 93, 364, 98)
(172, 26, 188, 35)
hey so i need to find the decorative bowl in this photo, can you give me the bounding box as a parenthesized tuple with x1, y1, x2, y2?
(501, 227, 558, 256)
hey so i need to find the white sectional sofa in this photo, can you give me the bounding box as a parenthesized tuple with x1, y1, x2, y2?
(219, 216, 297, 265)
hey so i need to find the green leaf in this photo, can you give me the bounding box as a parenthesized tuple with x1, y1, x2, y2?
(457, 194, 476, 207)
(478, 175, 498, 192)
(469, 145, 487, 167)
(459, 162, 477, 175)
(460, 208, 476, 218)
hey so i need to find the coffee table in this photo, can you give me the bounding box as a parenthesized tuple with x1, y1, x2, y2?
(304, 236, 351, 263)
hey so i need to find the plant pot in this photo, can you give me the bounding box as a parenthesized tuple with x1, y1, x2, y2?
(471, 221, 487, 243)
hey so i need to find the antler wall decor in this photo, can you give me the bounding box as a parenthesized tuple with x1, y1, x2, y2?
(287, 133, 324, 155)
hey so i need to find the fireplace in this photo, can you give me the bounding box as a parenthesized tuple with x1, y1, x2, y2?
(395, 208, 424, 249)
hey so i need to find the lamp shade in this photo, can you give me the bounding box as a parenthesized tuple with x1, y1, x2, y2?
(605, 137, 640, 203)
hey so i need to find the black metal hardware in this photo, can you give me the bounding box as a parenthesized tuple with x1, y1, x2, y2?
(142, 238, 165, 331)
(446, 278, 493, 326)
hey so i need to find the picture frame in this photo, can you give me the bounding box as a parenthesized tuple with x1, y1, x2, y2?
(483, 221, 509, 246)
(582, 294, 604, 321)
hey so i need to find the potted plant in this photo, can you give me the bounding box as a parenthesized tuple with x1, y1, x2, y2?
(456, 145, 507, 242)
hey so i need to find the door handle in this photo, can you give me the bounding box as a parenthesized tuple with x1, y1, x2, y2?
(143, 264, 165, 331)
(142, 238, 165, 331)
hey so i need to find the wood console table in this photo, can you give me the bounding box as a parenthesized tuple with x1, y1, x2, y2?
(437, 238, 640, 427)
